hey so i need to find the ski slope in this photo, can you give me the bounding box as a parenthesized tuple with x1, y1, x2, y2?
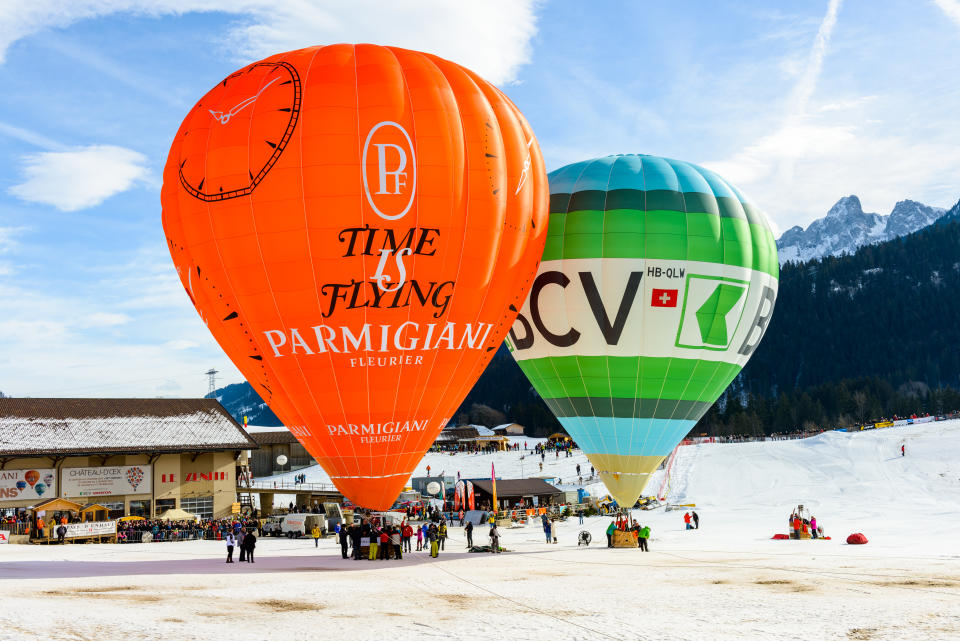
(260, 419, 960, 551)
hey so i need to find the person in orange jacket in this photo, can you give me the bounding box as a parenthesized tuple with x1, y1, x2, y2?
(792, 515, 802, 539)
(683, 512, 692, 530)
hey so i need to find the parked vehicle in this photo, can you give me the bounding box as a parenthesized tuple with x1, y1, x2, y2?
(262, 516, 284, 537)
(281, 513, 325, 538)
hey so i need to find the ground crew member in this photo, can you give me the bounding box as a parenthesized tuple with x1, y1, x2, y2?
(438, 521, 447, 550)
(638, 525, 650, 551)
(606, 521, 616, 547)
(465, 520, 474, 548)
(311, 524, 321, 547)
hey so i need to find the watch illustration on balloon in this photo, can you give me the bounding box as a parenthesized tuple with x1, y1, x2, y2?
(178, 61, 302, 202)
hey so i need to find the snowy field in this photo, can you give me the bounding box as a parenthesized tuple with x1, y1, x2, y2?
(2, 421, 959, 641)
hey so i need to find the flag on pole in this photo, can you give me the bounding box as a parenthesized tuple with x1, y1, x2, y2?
(491, 462, 498, 513)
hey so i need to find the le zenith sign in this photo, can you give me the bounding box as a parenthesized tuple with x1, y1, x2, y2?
(160, 472, 228, 483)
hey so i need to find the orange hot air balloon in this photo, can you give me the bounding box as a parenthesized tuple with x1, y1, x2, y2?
(25, 470, 39, 487)
(162, 44, 548, 509)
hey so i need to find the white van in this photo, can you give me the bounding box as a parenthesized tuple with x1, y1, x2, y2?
(280, 513, 325, 538)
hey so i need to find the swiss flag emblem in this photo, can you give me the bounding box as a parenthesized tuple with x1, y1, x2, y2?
(651, 288, 678, 307)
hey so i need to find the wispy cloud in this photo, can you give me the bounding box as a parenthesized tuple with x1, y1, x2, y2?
(43, 37, 187, 108)
(0, 120, 65, 150)
(933, 0, 960, 27)
(8, 144, 149, 211)
(0, 1, 540, 84)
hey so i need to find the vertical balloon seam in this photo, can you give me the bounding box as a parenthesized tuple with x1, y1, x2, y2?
(188, 60, 310, 457)
(399, 52, 464, 477)
(400, 53, 484, 488)
(443, 65, 536, 444)
(292, 45, 354, 481)
(372, 46, 418, 502)
(600, 156, 621, 471)
(460, 66, 536, 375)
(664, 160, 703, 454)
(644, 158, 679, 467)
(407, 58, 507, 473)
(556, 159, 598, 457)
(232, 50, 348, 483)
(632, 155, 650, 473)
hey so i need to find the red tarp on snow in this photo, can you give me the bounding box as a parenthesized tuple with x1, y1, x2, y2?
(771, 533, 790, 540)
(846, 532, 868, 545)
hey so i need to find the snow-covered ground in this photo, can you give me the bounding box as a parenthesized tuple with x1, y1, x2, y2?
(2, 421, 959, 640)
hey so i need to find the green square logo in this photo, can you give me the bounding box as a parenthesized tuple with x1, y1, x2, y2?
(675, 274, 749, 351)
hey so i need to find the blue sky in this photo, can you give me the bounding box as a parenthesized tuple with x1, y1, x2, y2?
(0, 0, 958, 397)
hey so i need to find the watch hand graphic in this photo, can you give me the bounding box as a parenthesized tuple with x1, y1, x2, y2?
(179, 61, 301, 202)
(208, 77, 281, 124)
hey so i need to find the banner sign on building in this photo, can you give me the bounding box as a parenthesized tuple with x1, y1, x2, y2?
(0, 530, 9, 544)
(0, 468, 57, 502)
(61, 466, 152, 498)
(64, 520, 116, 538)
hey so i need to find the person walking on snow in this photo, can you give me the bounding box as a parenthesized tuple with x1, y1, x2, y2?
(638, 525, 650, 552)
(311, 524, 321, 547)
(489, 524, 501, 552)
(465, 520, 474, 548)
(901, 443, 905, 457)
(551, 518, 558, 544)
(225, 532, 235, 563)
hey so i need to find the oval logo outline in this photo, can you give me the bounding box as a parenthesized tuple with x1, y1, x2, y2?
(362, 121, 417, 221)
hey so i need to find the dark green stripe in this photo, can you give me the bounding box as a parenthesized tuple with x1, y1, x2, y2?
(551, 189, 756, 223)
(544, 396, 713, 421)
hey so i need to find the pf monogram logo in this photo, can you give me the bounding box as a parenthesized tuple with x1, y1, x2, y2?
(362, 121, 416, 220)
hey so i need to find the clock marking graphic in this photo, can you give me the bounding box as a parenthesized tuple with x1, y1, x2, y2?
(178, 61, 302, 202)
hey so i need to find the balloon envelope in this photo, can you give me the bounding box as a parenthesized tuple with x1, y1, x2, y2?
(162, 44, 547, 509)
(24, 470, 39, 487)
(507, 154, 778, 506)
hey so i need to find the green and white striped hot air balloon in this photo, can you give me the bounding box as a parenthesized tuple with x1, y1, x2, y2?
(506, 154, 778, 506)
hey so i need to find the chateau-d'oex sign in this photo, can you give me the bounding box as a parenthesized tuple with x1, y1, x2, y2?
(162, 44, 549, 509)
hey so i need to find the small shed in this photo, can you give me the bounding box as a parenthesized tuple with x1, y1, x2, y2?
(547, 432, 572, 444)
(30, 497, 83, 522)
(80, 504, 111, 522)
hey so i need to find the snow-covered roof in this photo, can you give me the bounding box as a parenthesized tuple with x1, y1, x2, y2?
(0, 398, 256, 456)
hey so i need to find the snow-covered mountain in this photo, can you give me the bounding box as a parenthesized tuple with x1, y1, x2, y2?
(777, 195, 945, 264)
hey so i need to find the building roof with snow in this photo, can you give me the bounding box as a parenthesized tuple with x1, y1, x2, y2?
(0, 398, 256, 457)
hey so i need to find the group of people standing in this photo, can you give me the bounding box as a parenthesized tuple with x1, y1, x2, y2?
(224, 529, 257, 563)
(683, 511, 700, 530)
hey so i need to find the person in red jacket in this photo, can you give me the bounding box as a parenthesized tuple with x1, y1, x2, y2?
(401, 523, 413, 553)
(683, 512, 692, 530)
(792, 515, 802, 539)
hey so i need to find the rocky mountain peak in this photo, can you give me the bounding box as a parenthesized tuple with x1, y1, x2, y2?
(826, 195, 864, 219)
(777, 195, 949, 264)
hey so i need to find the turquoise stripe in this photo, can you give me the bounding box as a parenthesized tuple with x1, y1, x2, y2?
(557, 416, 695, 457)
